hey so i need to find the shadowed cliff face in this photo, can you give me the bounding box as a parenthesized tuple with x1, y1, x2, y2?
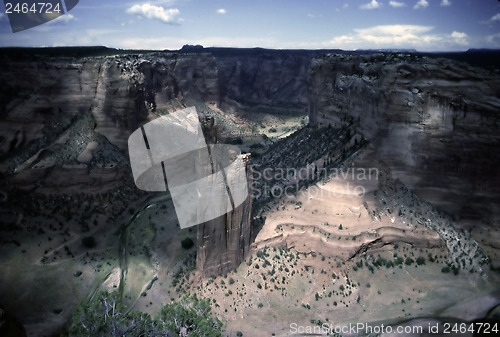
(308, 53, 500, 228)
(196, 156, 254, 278)
(0, 50, 315, 160)
(214, 51, 313, 108)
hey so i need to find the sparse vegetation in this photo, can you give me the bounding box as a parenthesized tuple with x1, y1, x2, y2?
(65, 292, 222, 336)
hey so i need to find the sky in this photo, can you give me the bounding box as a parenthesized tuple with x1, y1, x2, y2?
(0, 0, 499, 51)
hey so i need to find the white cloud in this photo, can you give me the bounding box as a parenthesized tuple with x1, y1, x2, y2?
(327, 24, 436, 47)
(440, 0, 451, 7)
(486, 32, 500, 44)
(324, 24, 471, 51)
(343, 4, 349, 9)
(480, 13, 500, 25)
(216, 8, 226, 14)
(360, 0, 382, 10)
(52, 14, 76, 23)
(126, 4, 180, 24)
(354, 25, 435, 44)
(489, 13, 500, 23)
(451, 31, 468, 45)
(413, 0, 429, 9)
(389, 1, 406, 8)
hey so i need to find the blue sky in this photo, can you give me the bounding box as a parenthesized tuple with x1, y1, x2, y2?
(0, 0, 499, 51)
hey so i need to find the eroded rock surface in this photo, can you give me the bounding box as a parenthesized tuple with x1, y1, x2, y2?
(308, 53, 500, 234)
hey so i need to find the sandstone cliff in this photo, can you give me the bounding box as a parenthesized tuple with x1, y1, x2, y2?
(308, 53, 500, 228)
(0, 48, 317, 281)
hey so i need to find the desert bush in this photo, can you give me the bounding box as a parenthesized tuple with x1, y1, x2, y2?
(181, 237, 194, 250)
(416, 256, 425, 265)
(66, 292, 223, 336)
(81, 236, 95, 248)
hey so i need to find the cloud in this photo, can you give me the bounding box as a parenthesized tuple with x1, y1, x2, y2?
(52, 14, 76, 23)
(451, 31, 468, 45)
(343, 4, 349, 9)
(360, 0, 382, 10)
(216, 8, 226, 14)
(353, 25, 435, 44)
(324, 24, 471, 51)
(489, 13, 500, 23)
(327, 24, 436, 47)
(389, 1, 406, 8)
(413, 0, 429, 9)
(440, 0, 451, 6)
(486, 32, 500, 44)
(126, 4, 180, 23)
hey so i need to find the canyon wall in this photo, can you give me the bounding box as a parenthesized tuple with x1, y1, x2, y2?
(308, 53, 500, 228)
(3, 48, 499, 278)
(0, 48, 316, 278)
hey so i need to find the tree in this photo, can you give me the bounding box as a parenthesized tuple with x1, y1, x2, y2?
(157, 296, 223, 336)
(66, 291, 161, 336)
(416, 256, 425, 265)
(65, 292, 223, 337)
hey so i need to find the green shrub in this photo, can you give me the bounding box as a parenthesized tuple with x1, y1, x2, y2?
(66, 292, 223, 336)
(81, 236, 95, 248)
(181, 237, 194, 250)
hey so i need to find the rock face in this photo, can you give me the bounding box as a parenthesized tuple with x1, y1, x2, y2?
(212, 49, 317, 108)
(193, 113, 253, 277)
(308, 53, 500, 229)
(0, 48, 318, 279)
(3, 48, 499, 280)
(196, 154, 253, 277)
